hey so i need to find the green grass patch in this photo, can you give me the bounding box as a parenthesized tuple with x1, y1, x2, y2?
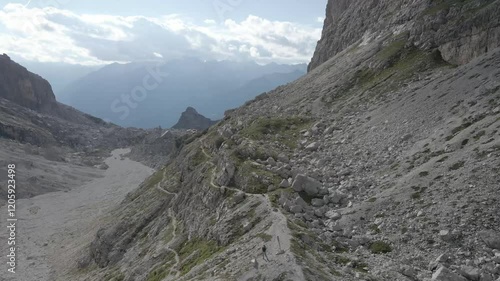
(256, 233, 272, 242)
(235, 161, 282, 194)
(179, 238, 223, 276)
(355, 46, 450, 98)
(240, 116, 311, 149)
(376, 38, 406, 62)
(145, 169, 164, 188)
(146, 265, 169, 281)
(369, 241, 392, 254)
(191, 148, 209, 166)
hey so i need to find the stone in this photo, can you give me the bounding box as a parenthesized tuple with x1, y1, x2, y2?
(325, 210, 342, 220)
(292, 174, 321, 197)
(294, 197, 309, 209)
(432, 266, 467, 281)
(267, 185, 277, 192)
(290, 205, 303, 214)
(267, 157, 276, 166)
(279, 179, 290, 188)
(306, 142, 320, 151)
(458, 266, 480, 281)
(429, 254, 451, 271)
(329, 191, 346, 204)
(233, 192, 246, 204)
(311, 198, 325, 207)
(479, 231, 500, 250)
(277, 153, 289, 163)
(314, 207, 326, 217)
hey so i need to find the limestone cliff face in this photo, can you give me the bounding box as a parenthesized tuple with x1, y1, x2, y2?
(172, 107, 217, 130)
(0, 54, 58, 114)
(308, 0, 500, 71)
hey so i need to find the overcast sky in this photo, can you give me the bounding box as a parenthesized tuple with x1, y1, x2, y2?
(0, 0, 327, 65)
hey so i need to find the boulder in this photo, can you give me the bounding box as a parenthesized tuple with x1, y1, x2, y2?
(311, 198, 325, 207)
(290, 205, 303, 214)
(306, 142, 320, 151)
(432, 266, 467, 281)
(279, 179, 290, 188)
(292, 174, 321, 197)
(479, 231, 500, 250)
(458, 266, 480, 281)
(267, 185, 277, 192)
(325, 210, 342, 220)
(233, 192, 246, 204)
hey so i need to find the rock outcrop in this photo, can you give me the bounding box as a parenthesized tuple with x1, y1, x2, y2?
(0, 54, 59, 114)
(172, 106, 217, 130)
(308, 0, 500, 71)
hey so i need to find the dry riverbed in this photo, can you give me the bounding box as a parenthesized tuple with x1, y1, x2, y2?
(0, 148, 153, 281)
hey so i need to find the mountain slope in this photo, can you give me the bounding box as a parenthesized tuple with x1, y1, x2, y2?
(67, 1, 500, 281)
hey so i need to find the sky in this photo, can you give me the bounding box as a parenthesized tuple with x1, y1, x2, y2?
(0, 0, 327, 66)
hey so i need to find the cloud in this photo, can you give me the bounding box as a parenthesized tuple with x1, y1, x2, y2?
(0, 3, 322, 65)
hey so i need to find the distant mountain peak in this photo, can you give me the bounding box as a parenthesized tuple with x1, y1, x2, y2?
(172, 107, 217, 130)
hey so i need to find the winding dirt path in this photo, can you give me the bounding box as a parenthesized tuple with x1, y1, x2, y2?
(199, 139, 305, 280)
(155, 177, 180, 278)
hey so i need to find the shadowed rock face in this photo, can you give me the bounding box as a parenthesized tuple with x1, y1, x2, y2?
(0, 54, 59, 114)
(308, 0, 500, 72)
(172, 106, 217, 130)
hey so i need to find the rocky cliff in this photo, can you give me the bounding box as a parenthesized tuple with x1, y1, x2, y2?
(172, 107, 217, 130)
(0, 54, 59, 114)
(309, 0, 500, 71)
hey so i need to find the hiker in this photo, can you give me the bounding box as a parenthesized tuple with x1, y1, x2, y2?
(262, 244, 270, 262)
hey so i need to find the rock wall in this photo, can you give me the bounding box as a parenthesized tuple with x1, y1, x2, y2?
(0, 54, 58, 114)
(308, 0, 500, 71)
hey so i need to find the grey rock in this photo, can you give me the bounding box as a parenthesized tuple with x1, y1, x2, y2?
(290, 205, 303, 214)
(325, 210, 342, 220)
(458, 266, 480, 281)
(233, 192, 246, 205)
(311, 198, 325, 207)
(267, 185, 277, 192)
(277, 153, 289, 163)
(479, 231, 500, 250)
(306, 142, 320, 151)
(432, 266, 467, 281)
(279, 179, 290, 188)
(292, 174, 321, 197)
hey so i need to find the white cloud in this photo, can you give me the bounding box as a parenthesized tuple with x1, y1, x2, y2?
(317, 16, 325, 23)
(0, 3, 322, 65)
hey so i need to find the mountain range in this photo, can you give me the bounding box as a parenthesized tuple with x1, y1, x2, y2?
(58, 59, 306, 128)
